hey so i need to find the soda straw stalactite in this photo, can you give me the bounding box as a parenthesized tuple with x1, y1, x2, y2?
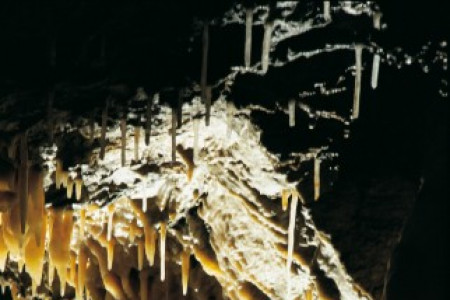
(244, 7, 253, 68)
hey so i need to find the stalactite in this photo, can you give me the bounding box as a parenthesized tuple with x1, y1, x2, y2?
(352, 44, 363, 120)
(134, 126, 141, 162)
(89, 111, 95, 144)
(100, 101, 109, 160)
(75, 178, 83, 200)
(120, 117, 127, 167)
(288, 99, 296, 127)
(142, 197, 147, 213)
(107, 204, 115, 241)
(49, 209, 74, 297)
(314, 157, 321, 201)
(61, 171, 68, 189)
(160, 222, 166, 281)
(76, 244, 88, 299)
(0, 220, 8, 271)
(244, 7, 253, 68)
(145, 225, 156, 267)
(47, 90, 54, 143)
(177, 89, 183, 128)
(18, 134, 28, 235)
(261, 21, 273, 74)
(140, 269, 149, 300)
(181, 249, 190, 296)
(107, 239, 115, 271)
(371, 53, 380, 89)
(323, 1, 331, 21)
(145, 95, 152, 146)
(205, 86, 212, 126)
(79, 208, 86, 240)
(281, 189, 289, 211)
(193, 118, 199, 163)
(67, 177, 74, 199)
(286, 190, 299, 300)
(171, 107, 177, 163)
(201, 22, 209, 119)
(55, 160, 62, 189)
(137, 238, 144, 271)
(373, 12, 382, 30)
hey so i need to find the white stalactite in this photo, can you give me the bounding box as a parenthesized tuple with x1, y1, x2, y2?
(288, 100, 296, 127)
(205, 86, 212, 126)
(134, 126, 140, 161)
(193, 118, 199, 163)
(286, 190, 299, 300)
(120, 117, 127, 166)
(314, 157, 321, 201)
(201, 23, 209, 118)
(172, 108, 177, 163)
(371, 53, 380, 89)
(145, 95, 152, 146)
(107, 205, 114, 241)
(142, 197, 147, 213)
(324, 1, 331, 21)
(373, 12, 382, 30)
(100, 102, 109, 160)
(160, 223, 166, 281)
(245, 8, 253, 68)
(352, 44, 363, 120)
(261, 21, 273, 74)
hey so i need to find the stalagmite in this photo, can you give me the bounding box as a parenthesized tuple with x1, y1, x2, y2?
(193, 118, 199, 163)
(137, 238, 144, 271)
(201, 23, 209, 119)
(107, 204, 114, 241)
(281, 189, 289, 211)
(323, 1, 331, 21)
(134, 126, 141, 161)
(181, 249, 191, 296)
(205, 86, 212, 126)
(314, 157, 321, 201)
(160, 222, 166, 281)
(145, 95, 152, 146)
(288, 99, 296, 127)
(286, 190, 299, 300)
(75, 177, 83, 200)
(67, 177, 74, 199)
(261, 21, 273, 74)
(18, 134, 28, 234)
(352, 44, 363, 120)
(79, 208, 85, 239)
(100, 101, 109, 160)
(140, 269, 149, 300)
(171, 108, 177, 163)
(244, 7, 253, 68)
(120, 117, 127, 167)
(371, 53, 380, 89)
